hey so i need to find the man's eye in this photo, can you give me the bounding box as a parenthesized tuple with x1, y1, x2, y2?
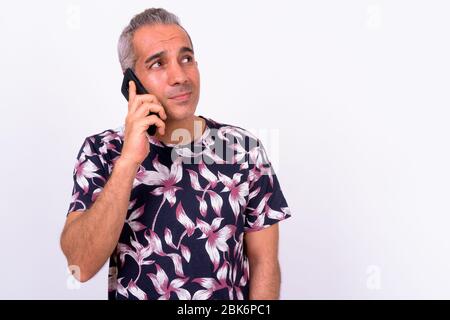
(148, 57, 193, 69)
(149, 61, 162, 69)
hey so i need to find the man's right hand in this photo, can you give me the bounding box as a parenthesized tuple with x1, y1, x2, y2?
(121, 80, 167, 166)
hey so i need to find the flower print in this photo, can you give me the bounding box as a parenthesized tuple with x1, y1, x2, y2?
(202, 147, 226, 164)
(199, 161, 218, 188)
(234, 273, 248, 300)
(74, 157, 106, 195)
(132, 155, 184, 230)
(217, 126, 244, 143)
(240, 161, 249, 170)
(164, 227, 177, 249)
(196, 217, 236, 271)
(233, 232, 244, 264)
(147, 264, 191, 300)
(207, 190, 223, 217)
(226, 256, 248, 300)
(187, 166, 223, 217)
(180, 244, 191, 263)
(248, 144, 275, 187)
(128, 279, 148, 300)
(153, 154, 183, 186)
(117, 237, 154, 268)
(175, 202, 196, 237)
(245, 193, 291, 231)
(166, 253, 185, 278)
(144, 229, 185, 278)
(80, 138, 96, 161)
(116, 240, 154, 296)
(98, 130, 121, 156)
(115, 275, 148, 300)
(116, 277, 128, 298)
(134, 155, 183, 207)
(230, 142, 247, 164)
(164, 226, 192, 263)
(91, 187, 103, 203)
(125, 203, 146, 232)
(218, 171, 249, 220)
(196, 195, 208, 217)
(186, 169, 203, 192)
(68, 191, 85, 212)
(192, 262, 229, 300)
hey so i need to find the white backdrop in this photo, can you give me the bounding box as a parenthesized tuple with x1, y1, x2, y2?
(0, 0, 449, 299)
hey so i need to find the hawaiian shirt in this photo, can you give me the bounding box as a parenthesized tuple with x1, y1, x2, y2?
(67, 115, 291, 300)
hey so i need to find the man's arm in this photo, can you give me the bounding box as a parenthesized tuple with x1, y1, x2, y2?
(244, 224, 281, 300)
(60, 80, 167, 283)
(60, 157, 139, 282)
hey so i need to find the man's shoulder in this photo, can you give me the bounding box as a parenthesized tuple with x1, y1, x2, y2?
(84, 125, 124, 147)
(205, 117, 261, 145)
(79, 125, 124, 160)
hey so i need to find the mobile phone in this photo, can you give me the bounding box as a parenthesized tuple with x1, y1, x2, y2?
(121, 68, 158, 136)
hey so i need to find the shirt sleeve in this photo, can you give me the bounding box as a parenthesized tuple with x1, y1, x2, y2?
(244, 139, 292, 232)
(66, 136, 109, 216)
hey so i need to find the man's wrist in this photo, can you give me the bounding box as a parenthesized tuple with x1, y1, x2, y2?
(115, 156, 141, 172)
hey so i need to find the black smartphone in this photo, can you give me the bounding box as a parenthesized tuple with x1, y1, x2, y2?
(121, 68, 158, 136)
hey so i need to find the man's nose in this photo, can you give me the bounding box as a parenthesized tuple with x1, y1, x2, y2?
(167, 61, 188, 86)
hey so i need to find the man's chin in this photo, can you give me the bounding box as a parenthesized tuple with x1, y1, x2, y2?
(165, 105, 196, 122)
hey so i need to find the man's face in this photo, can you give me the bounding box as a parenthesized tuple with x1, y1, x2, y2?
(132, 24, 200, 122)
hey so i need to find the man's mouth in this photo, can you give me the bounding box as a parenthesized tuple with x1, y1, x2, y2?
(169, 92, 192, 101)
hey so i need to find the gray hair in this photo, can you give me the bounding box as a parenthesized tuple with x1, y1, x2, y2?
(117, 8, 193, 72)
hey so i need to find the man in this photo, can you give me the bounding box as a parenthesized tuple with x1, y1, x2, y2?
(60, 8, 291, 300)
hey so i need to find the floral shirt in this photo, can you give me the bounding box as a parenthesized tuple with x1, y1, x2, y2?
(67, 115, 291, 300)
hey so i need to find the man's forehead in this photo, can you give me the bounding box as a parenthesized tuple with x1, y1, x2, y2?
(133, 24, 192, 56)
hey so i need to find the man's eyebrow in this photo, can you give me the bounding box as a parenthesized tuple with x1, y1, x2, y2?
(144, 47, 194, 65)
(179, 46, 194, 55)
(144, 51, 164, 65)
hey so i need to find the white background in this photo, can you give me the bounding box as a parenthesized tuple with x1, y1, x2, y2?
(0, 0, 449, 299)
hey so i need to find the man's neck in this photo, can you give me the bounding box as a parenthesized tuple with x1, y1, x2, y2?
(155, 115, 205, 145)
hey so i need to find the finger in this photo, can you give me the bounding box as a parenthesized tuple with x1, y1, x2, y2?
(130, 93, 162, 116)
(133, 94, 163, 108)
(128, 81, 136, 109)
(134, 102, 167, 120)
(139, 115, 166, 135)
